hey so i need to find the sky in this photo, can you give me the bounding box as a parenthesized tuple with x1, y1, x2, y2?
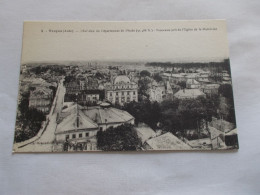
(21, 20, 230, 64)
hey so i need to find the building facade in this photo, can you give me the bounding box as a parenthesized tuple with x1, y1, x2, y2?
(186, 78, 200, 89)
(28, 87, 53, 113)
(55, 103, 135, 151)
(105, 75, 138, 105)
(78, 90, 100, 105)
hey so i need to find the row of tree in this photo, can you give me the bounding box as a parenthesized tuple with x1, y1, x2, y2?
(14, 92, 46, 143)
(146, 59, 231, 75)
(30, 65, 66, 76)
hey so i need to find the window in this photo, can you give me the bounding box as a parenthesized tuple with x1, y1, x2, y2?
(99, 127, 103, 131)
(116, 92, 118, 96)
(79, 133, 82, 138)
(110, 92, 112, 96)
(133, 91, 136, 95)
(72, 134, 76, 139)
(66, 135, 69, 140)
(122, 91, 124, 95)
(86, 132, 89, 137)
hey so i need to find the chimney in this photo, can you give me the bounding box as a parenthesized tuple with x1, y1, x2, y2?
(76, 114, 79, 128)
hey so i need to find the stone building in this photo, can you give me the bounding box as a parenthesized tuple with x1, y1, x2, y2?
(147, 81, 164, 102)
(78, 90, 100, 105)
(55, 102, 135, 151)
(65, 81, 80, 95)
(105, 75, 138, 105)
(56, 103, 99, 151)
(28, 87, 53, 113)
(200, 84, 220, 96)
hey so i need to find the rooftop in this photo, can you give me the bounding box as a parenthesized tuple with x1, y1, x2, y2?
(135, 125, 156, 143)
(114, 75, 131, 84)
(145, 132, 191, 150)
(174, 89, 205, 99)
(56, 105, 98, 134)
(186, 78, 199, 85)
(30, 87, 53, 97)
(83, 106, 134, 124)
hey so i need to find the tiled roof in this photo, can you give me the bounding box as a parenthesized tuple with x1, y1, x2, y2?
(56, 106, 98, 134)
(83, 107, 134, 124)
(146, 132, 191, 150)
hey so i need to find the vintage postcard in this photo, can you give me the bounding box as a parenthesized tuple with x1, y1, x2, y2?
(13, 20, 238, 152)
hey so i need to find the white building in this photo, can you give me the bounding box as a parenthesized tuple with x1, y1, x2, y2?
(148, 85, 164, 102)
(55, 102, 135, 151)
(28, 87, 53, 113)
(55, 103, 99, 151)
(105, 75, 138, 105)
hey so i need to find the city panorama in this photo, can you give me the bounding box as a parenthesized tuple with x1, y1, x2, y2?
(13, 60, 238, 152)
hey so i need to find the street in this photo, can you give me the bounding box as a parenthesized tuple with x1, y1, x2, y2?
(16, 79, 65, 152)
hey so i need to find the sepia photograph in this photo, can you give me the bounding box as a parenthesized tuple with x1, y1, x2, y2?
(13, 20, 238, 152)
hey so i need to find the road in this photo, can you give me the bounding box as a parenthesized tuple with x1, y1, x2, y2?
(16, 79, 65, 152)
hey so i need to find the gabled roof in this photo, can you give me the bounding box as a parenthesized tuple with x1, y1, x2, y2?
(145, 132, 191, 150)
(31, 87, 52, 96)
(56, 106, 98, 134)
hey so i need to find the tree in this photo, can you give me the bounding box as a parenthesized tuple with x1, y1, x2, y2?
(138, 78, 150, 98)
(153, 73, 163, 82)
(96, 124, 141, 151)
(218, 84, 233, 100)
(123, 101, 142, 125)
(177, 81, 186, 89)
(64, 75, 75, 84)
(15, 108, 45, 143)
(140, 70, 151, 77)
(49, 86, 57, 99)
(15, 92, 46, 143)
(123, 100, 161, 129)
(95, 72, 103, 79)
(218, 84, 236, 124)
